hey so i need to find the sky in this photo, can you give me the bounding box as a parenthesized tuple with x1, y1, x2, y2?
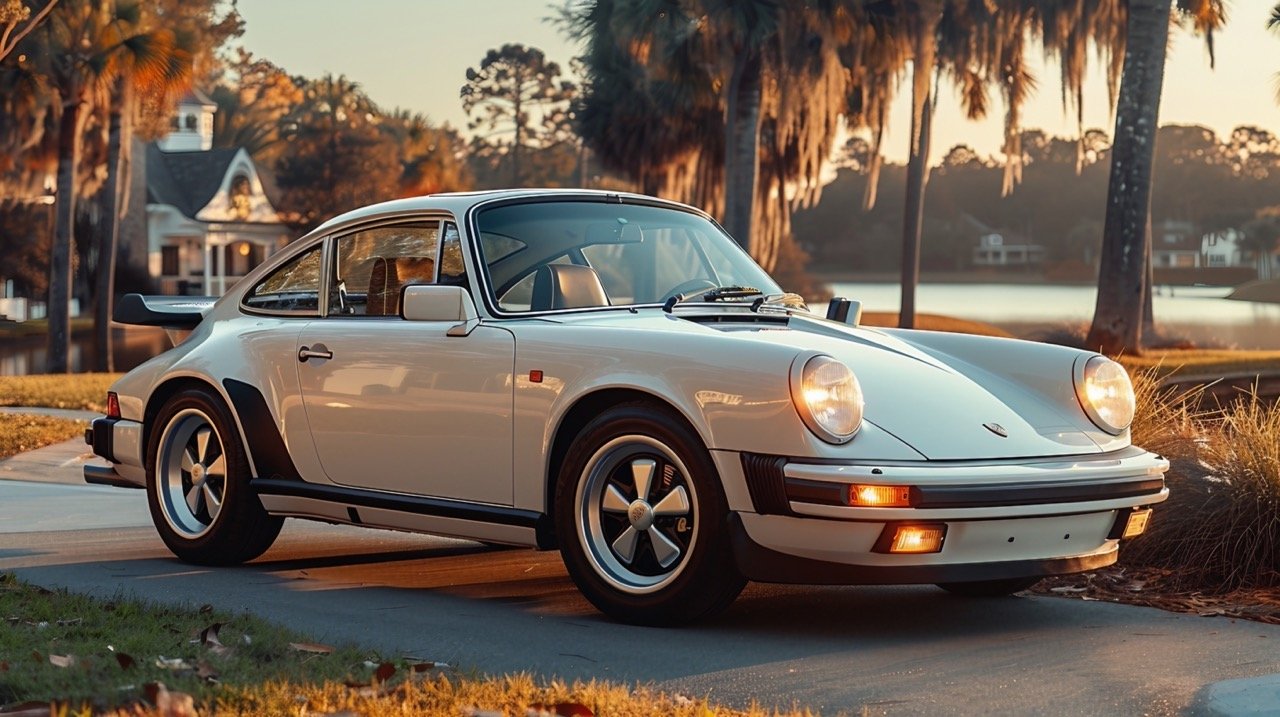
(231, 0, 1280, 165)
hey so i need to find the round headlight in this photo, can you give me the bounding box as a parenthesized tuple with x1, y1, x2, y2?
(792, 355, 864, 444)
(1076, 356, 1135, 434)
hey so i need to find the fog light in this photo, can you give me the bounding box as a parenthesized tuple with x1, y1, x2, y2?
(106, 391, 121, 419)
(848, 484, 911, 507)
(888, 524, 946, 554)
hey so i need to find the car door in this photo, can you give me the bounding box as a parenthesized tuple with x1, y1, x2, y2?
(294, 219, 516, 506)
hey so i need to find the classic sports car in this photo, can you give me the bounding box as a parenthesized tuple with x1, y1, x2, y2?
(85, 189, 1167, 625)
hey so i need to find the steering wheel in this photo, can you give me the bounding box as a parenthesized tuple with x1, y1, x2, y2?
(661, 279, 718, 303)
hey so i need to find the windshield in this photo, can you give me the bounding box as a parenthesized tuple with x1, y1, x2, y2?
(474, 199, 781, 313)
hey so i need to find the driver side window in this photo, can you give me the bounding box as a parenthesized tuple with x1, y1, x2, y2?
(328, 222, 441, 317)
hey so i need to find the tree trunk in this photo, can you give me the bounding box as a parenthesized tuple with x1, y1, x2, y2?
(899, 12, 937, 330)
(722, 51, 763, 258)
(48, 99, 82, 374)
(1085, 0, 1171, 355)
(1142, 215, 1156, 340)
(95, 78, 128, 372)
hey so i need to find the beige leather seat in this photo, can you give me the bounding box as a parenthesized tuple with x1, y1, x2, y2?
(367, 257, 436, 316)
(530, 264, 610, 311)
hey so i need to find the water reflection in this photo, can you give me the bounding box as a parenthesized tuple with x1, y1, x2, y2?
(828, 282, 1280, 350)
(0, 327, 170, 375)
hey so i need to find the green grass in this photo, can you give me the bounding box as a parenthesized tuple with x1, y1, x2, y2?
(0, 574, 797, 715)
(0, 374, 122, 413)
(0, 414, 88, 461)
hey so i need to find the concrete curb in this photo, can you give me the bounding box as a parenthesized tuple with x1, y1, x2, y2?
(1199, 674, 1280, 716)
(0, 406, 102, 421)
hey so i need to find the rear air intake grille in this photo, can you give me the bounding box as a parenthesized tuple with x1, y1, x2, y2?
(741, 453, 791, 515)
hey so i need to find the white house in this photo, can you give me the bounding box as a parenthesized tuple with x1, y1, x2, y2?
(1152, 220, 1200, 268)
(140, 90, 290, 295)
(972, 232, 1045, 267)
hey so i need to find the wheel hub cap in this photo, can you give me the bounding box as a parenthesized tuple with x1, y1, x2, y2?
(627, 499, 654, 531)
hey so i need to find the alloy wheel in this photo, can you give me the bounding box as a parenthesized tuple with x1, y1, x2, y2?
(576, 435, 699, 594)
(156, 408, 227, 539)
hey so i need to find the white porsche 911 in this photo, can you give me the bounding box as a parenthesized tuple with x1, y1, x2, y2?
(85, 189, 1167, 625)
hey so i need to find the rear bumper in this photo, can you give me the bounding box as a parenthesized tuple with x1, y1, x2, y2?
(83, 417, 146, 489)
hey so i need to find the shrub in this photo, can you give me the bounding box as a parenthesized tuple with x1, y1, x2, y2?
(1123, 377, 1280, 591)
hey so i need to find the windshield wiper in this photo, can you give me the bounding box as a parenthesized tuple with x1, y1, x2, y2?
(751, 292, 808, 313)
(662, 285, 762, 313)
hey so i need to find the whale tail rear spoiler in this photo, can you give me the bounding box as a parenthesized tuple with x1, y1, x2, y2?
(114, 294, 217, 336)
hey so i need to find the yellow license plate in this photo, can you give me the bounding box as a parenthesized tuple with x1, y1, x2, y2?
(1123, 509, 1152, 539)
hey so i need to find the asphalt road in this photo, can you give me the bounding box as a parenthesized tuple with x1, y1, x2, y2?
(2, 439, 1278, 716)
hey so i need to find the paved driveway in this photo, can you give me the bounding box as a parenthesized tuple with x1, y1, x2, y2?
(1, 439, 1277, 716)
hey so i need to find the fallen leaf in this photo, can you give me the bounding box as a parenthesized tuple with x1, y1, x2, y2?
(30, 650, 41, 664)
(55, 618, 82, 627)
(197, 622, 224, 647)
(411, 661, 449, 671)
(144, 682, 197, 717)
(115, 652, 136, 670)
(374, 662, 396, 683)
(154, 657, 193, 671)
(1050, 586, 1087, 594)
(289, 641, 335, 655)
(48, 654, 75, 668)
(0, 660, 7, 672)
(198, 604, 213, 615)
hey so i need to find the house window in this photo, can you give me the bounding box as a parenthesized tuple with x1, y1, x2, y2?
(161, 246, 180, 276)
(229, 175, 251, 220)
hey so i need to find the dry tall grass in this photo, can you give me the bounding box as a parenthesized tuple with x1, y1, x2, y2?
(1124, 372, 1280, 590)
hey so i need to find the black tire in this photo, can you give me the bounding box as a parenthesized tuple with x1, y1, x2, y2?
(936, 577, 1042, 597)
(146, 388, 283, 565)
(555, 402, 746, 626)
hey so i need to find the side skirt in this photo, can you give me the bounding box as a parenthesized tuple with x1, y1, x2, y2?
(252, 478, 556, 549)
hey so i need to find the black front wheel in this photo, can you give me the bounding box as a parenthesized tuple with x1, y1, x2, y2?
(555, 403, 745, 625)
(146, 389, 283, 565)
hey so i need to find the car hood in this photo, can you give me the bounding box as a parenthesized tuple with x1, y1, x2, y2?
(551, 309, 1103, 460)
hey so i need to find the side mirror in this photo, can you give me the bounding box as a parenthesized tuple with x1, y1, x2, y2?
(401, 285, 480, 336)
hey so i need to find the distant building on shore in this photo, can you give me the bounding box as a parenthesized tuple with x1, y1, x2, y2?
(972, 231, 1046, 268)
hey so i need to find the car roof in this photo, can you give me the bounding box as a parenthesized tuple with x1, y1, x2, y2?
(307, 188, 699, 239)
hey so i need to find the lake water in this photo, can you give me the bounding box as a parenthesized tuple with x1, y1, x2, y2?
(3, 283, 1278, 374)
(827, 282, 1280, 350)
(0, 328, 170, 376)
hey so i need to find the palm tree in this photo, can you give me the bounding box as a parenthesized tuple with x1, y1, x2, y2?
(93, 2, 189, 371)
(1085, 0, 1225, 354)
(1269, 3, 1280, 101)
(565, 0, 848, 274)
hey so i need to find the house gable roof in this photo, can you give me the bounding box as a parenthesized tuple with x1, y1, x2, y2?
(146, 144, 242, 220)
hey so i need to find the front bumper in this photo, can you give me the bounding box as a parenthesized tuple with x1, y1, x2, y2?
(730, 448, 1168, 585)
(83, 417, 146, 489)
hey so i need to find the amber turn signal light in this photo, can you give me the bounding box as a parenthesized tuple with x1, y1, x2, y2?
(848, 484, 911, 507)
(888, 524, 946, 554)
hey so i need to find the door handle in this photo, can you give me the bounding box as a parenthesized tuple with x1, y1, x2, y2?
(298, 345, 333, 362)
